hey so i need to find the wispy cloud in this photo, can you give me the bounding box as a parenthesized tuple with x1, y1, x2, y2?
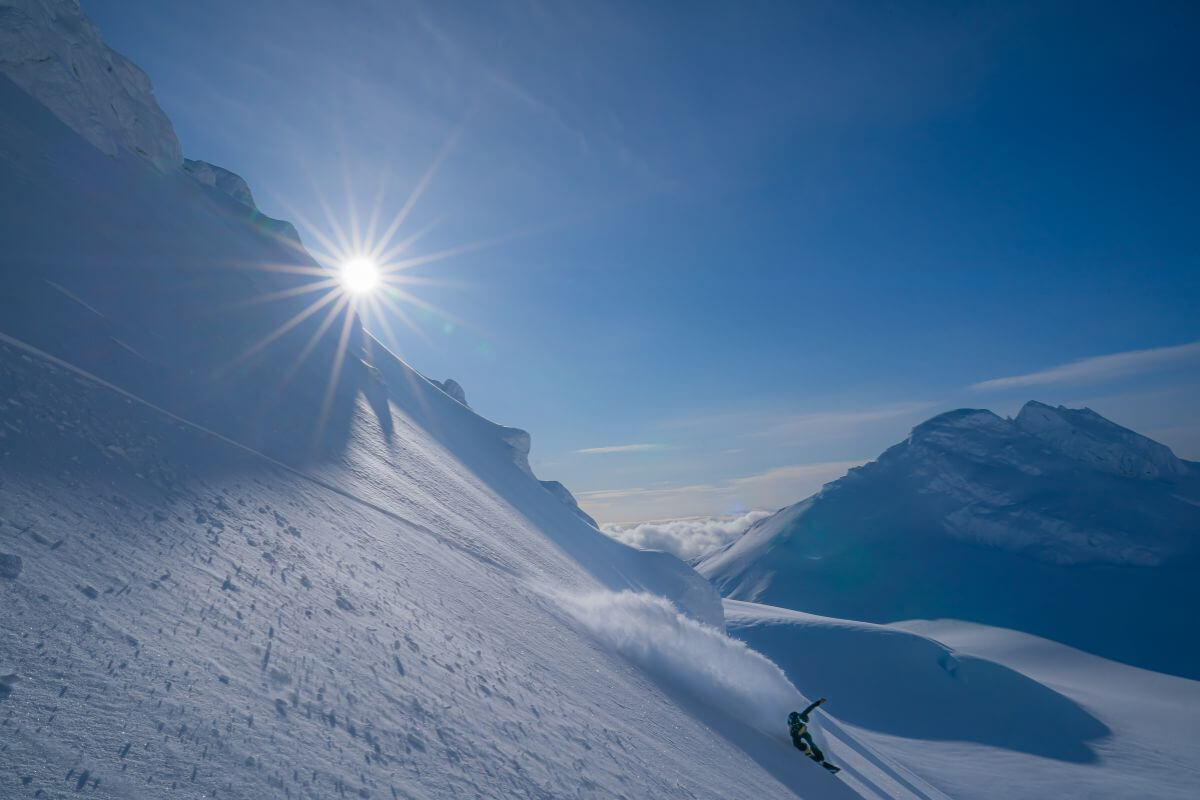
(750, 402, 935, 441)
(576, 458, 866, 522)
(577, 459, 865, 501)
(729, 461, 868, 488)
(576, 483, 719, 501)
(576, 443, 661, 455)
(970, 340, 1200, 392)
(661, 401, 933, 443)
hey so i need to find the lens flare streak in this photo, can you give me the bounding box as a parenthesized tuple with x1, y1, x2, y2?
(217, 134, 499, 458)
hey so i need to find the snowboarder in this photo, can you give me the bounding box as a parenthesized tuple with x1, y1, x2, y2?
(788, 698, 841, 774)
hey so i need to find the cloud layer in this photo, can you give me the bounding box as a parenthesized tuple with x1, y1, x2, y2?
(600, 509, 773, 561)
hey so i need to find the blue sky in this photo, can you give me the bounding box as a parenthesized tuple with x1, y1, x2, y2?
(84, 0, 1200, 522)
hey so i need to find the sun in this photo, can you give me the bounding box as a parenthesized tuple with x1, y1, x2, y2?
(339, 257, 380, 295)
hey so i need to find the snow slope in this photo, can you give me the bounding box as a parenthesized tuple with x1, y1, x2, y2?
(0, 332, 847, 800)
(699, 404, 1200, 678)
(726, 601, 1200, 799)
(0, 4, 922, 797)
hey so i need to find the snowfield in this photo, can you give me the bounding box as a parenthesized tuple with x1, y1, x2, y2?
(726, 601, 1200, 799)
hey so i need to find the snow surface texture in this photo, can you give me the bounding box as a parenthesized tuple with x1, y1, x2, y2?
(699, 403, 1200, 678)
(601, 509, 773, 561)
(0, 0, 180, 170)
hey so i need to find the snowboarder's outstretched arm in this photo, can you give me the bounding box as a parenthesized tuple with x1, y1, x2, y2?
(799, 697, 826, 721)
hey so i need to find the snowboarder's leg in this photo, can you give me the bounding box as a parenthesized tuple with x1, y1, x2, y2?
(801, 732, 825, 762)
(800, 732, 841, 774)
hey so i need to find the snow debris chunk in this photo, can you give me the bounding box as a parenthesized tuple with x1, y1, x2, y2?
(0, 552, 22, 579)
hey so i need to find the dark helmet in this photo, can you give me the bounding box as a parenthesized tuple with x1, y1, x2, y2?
(788, 711, 801, 725)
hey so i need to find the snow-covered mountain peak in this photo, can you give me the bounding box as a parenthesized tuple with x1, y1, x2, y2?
(698, 402, 1200, 676)
(1014, 400, 1189, 479)
(0, 0, 181, 171)
(901, 401, 1191, 482)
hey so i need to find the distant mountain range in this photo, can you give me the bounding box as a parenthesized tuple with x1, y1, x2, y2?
(698, 401, 1200, 678)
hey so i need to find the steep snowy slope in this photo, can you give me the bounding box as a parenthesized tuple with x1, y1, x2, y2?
(0, 329, 944, 800)
(0, 0, 706, 622)
(0, 4, 924, 797)
(725, 601, 1200, 800)
(698, 404, 1200, 678)
(0, 338, 834, 799)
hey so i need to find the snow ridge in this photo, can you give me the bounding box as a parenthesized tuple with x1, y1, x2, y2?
(876, 401, 1198, 564)
(0, 0, 181, 170)
(540, 480, 599, 527)
(430, 377, 468, 406)
(183, 159, 257, 208)
(1013, 400, 1189, 479)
